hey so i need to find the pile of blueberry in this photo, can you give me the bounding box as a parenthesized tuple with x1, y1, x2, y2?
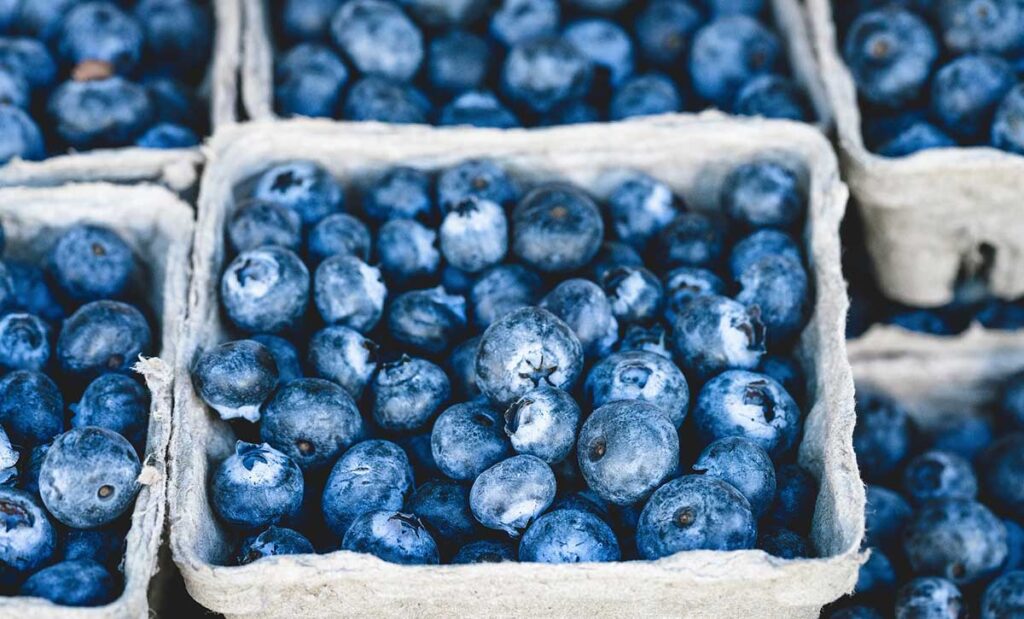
(0, 0, 213, 165)
(0, 220, 156, 606)
(825, 378, 1024, 618)
(839, 1, 1024, 157)
(273, 0, 813, 127)
(192, 155, 820, 567)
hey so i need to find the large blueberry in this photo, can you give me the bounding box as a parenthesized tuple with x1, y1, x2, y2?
(364, 166, 433, 223)
(0, 312, 50, 372)
(504, 386, 580, 464)
(577, 400, 679, 505)
(330, 0, 423, 81)
(903, 498, 1007, 585)
(693, 370, 800, 458)
(431, 401, 512, 480)
(843, 8, 938, 107)
(71, 374, 149, 452)
(512, 184, 603, 273)
(539, 278, 618, 357)
(937, 0, 1024, 55)
(134, 0, 212, 77)
(0, 37, 57, 90)
(655, 212, 727, 270)
(722, 160, 803, 231)
(469, 454, 556, 537)
(57, 2, 143, 75)
(473, 264, 542, 329)
(736, 254, 810, 345)
(226, 199, 302, 253)
(211, 442, 303, 530)
(689, 16, 781, 107)
(427, 30, 489, 95)
(563, 19, 634, 86)
(251, 161, 343, 226)
(307, 325, 378, 398)
(376, 219, 440, 285)
(520, 509, 620, 563)
(475, 306, 584, 407)
(490, 0, 559, 47)
(322, 440, 413, 538)
(191, 339, 278, 423)
(693, 436, 776, 517)
(931, 54, 1015, 143)
(634, 0, 702, 68)
(47, 77, 154, 150)
(307, 213, 371, 264)
(0, 370, 63, 446)
(235, 526, 314, 565)
(636, 475, 756, 559)
(372, 355, 449, 432)
(387, 287, 467, 354)
(341, 510, 439, 565)
(903, 450, 978, 506)
(314, 255, 386, 332)
(610, 73, 683, 120)
(895, 577, 963, 619)
(585, 350, 689, 428)
(671, 295, 766, 380)
(437, 159, 520, 212)
(501, 37, 592, 114)
(0, 488, 56, 586)
(220, 246, 310, 334)
(606, 173, 679, 250)
(342, 76, 429, 124)
(275, 43, 349, 119)
(57, 300, 151, 378)
(601, 265, 663, 325)
(19, 559, 117, 607)
(39, 427, 141, 528)
(440, 197, 508, 273)
(49, 223, 135, 302)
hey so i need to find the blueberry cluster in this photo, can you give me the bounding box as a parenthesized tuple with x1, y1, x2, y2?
(273, 0, 813, 127)
(0, 0, 213, 165)
(840, 1, 1024, 157)
(193, 156, 819, 567)
(825, 378, 1024, 618)
(0, 220, 155, 606)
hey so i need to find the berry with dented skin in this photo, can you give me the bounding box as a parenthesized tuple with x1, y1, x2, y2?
(387, 287, 467, 354)
(235, 526, 314, 565)
(212, 442, 303, 530)
(692, 370, 801, 458)
(371, 355, 450, 432)
(341, 510, 439, 565)
(504, 386, 580, 464)
(671, 294, 765, 380)
(585, 351, 689, 428)
(470, 455, 556, 537)
(0, 312, 50, 373)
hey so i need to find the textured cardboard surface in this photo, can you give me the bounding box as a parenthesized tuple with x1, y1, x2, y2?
(169, 115, 863, 618)
(807, 0, 1024, 307)
(0, 0, 243, 192)
(240, 0, 833, 131)
(0, 184, 194, 618)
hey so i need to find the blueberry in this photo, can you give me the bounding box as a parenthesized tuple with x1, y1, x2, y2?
(191, 339, 278, 423)
(983, 571, 1024, 619)
(134, 0, 212, 77)
(490, 0, 560, 47)
(19, 559, 117, 607)
(371, 355, 450, 432)
(0, 312, 49, 372)
(610, 73, 683, 120)
(693, 436, 775, 517)
(476, 306, 584, 407)
(0, 371, 62, 446)
(314, 255, 386, 333)
(49, 224, 135, 303)
(937, 0, 1024, 55)
(865, 484, 912, 552)
(577, 400, 679, 505)
(563, 19, 634, 86)
(473, 264, 543, 329)
(993, 84, 1024, 155)
(211, 442, 303, 530)
(722, 160, 803, 231)
(671, 295, 766, 380)
(341, 510, 439, 565)
(275, 43, 349, 118)
(855, 547, 897, 596)
(931, 54, 1015, 143)
(0, 37, 56, 90)
(729, 230, 803, 280)
(854, 390, 912, 482)
(307, 326, 378, 398)
(57, 300, 152, 378)
(662, 267, 725, 323)
(501, 37, 592, 115)
(376, 219, 440, 285)
(757, 526, 811, 559)
(135, 123, 199, 149)
(406, 479, 476, 549)
(449, 337, 481, 399)
(220, 246, 310, 334)
(895, 577, 964, 619)
(736, 255, 810, 345)
(438, 159, 520, 212)
(978, 434, 1024, 520)
(926, 416, 993, 464)
(0, 488, 56, 586)
(585, 351, 689, 428)
(656, 212, 727, 270)
(431, 401, 512, 480)
(843, 8, 938, 108)
(601, 265, 663, 325)
(235, 526, 314, 565)
(252, 161, 343, 226)
(636, 475, 756, 559)
(590, 241, 644, 283)
(512, 185, 603, 273)
(504, 386, 580, 464)
(0, 104, 43, 163)
(226, 199, 302, 253)
(342, 76, 429, 124)
(48, 77, 155, 150)
(878, 121, 956, 157)
(733, 75, 811, 122)
(428, 31, 489, 94)
(634, 0, 702, 68)
(0, 67, 28, 109)
(904, 499, 1007, 584)
(322, 440, 413, 537)
(452, 538, 516, 563)
(387, 287, 467, 354)
(520, 508, 620, 563)
(470, 455, 556, 536)
(607, 173, 679, 250)
(39, 427, 140, 528)
(618, 323, 671, 358)
(307, 213, 371, 264)
(71, 374, 149, 452)
(281, 0, 343, 41)
(261, 378, 364, 472)
(364, 166, 433, 223)
(689, 16, 781, 107)
(62, 522, 127, 566)
(440, 197, 508, 273)
(693, 370, 800, 458)
(766, 462, 816, 533)
(903, 450, 978, 506)
(331, 0, 423, 81)
(57, 2, 142, 75)
(539, 278, 618, 357)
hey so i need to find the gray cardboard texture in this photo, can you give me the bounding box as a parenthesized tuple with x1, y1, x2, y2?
(807, 0, 1024, 307)
(170, 115, 863, 618)
(0, 0, 243, 192)
(240, 0, 832, 131)
(0, 184, 194, 618)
